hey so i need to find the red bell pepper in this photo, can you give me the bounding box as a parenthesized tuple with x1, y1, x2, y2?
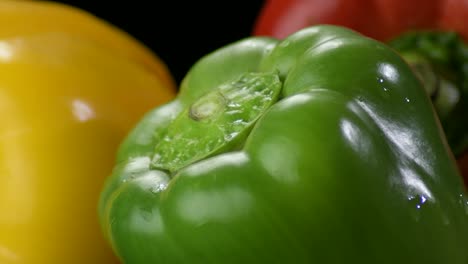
(253, 0, 468, 42)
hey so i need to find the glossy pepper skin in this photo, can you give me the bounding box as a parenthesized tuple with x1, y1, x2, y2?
(388, 31, 468, 184)
(99, 25, 468, 263)
(0, 1, 176, 263)
(252, 0, 468, 185)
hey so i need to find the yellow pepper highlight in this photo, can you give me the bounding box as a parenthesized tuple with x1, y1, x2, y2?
(0, 1, 176, 263)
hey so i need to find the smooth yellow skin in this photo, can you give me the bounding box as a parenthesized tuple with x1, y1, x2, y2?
(0, 0, 175, 89)
(0, 1, 176, 263)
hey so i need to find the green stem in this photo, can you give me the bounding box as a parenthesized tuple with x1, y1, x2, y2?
(151, 71, 282, 174)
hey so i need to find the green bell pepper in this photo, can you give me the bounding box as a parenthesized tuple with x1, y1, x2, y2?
(388, 30, 468, 159)
(98, 25, 468, 263)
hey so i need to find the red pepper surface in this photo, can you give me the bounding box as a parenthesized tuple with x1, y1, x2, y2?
(253, 0, 468, 42)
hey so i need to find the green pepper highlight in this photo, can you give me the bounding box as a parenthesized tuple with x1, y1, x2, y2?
(389, 30, 468, 156)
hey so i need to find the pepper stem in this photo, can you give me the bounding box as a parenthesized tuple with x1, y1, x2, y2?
(402, 52, 461, 120)
(151, 71, 282, 174)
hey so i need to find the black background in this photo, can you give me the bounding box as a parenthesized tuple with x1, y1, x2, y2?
(53, 1, 267, 85)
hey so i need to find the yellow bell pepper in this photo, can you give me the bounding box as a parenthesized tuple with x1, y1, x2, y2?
(0, 1, 176, 263)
